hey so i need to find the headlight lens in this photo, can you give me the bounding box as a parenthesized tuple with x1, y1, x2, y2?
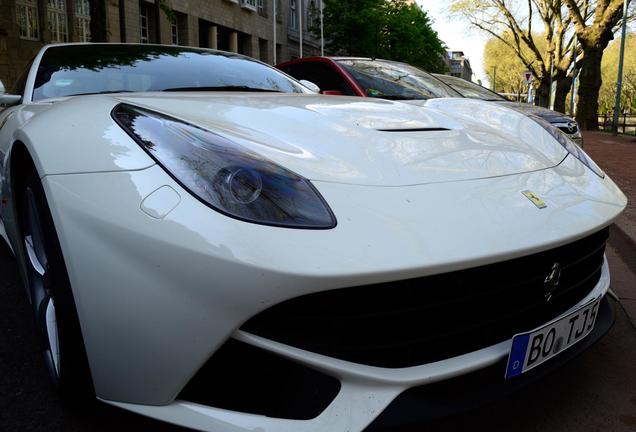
(531, 115, 604, 178)
(113, 104, 336, 229)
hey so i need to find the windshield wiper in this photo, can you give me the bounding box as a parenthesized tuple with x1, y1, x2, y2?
(161, 86, 282, 93)
(373, 95, 428, 100)
(71, 90, 137, 96)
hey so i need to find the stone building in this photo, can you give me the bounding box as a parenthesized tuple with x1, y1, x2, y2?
(446, 50, 472, 81)
(0, 0, 324, 89)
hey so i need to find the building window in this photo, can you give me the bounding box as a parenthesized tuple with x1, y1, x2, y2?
(16, 0, 40, 40)
(306, 0, 316, 31)
(47, 0, 68, 43)
(289, 0, 297, 29)
(240, 0, 257, 11)
(171, 22, 178, 45)
(258, 37, 268, 62)
(257, 0, 266, 16)
(75, 0, 91, 42)
(140, 3, 149, 43)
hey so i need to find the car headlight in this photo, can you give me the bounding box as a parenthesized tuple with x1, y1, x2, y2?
(531, 115, 604, 178)
(113, 104, 336, 229)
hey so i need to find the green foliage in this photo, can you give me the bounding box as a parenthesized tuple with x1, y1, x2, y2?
(599, 33, 636, 114)
(319, 0, 447, 73)
(159, 0, 177, 25)
(483, 32, 547, 96)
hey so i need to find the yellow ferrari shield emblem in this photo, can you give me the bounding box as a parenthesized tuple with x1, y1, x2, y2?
(522, 190, 547, 209)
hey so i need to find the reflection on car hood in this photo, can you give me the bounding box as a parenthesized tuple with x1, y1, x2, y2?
(497, 101, 574, 124)
(115, 93, 568, 187)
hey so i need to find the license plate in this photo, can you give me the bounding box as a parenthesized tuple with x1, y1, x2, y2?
(505, 297, 601, 379)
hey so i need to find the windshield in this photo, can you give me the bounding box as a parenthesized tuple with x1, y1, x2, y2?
(33, 45, 306, 101)
(336, 59, 461, 100)
(434, 74, 506, 101)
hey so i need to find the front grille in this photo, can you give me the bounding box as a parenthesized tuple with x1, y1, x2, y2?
(242, 228, 609, 368)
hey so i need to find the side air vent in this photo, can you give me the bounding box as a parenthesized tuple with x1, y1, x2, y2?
(376, 127, 450, 132)
(178, 339, 341, 419)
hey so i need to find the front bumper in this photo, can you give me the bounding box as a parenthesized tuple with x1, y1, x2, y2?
(368, 295, 615, 430)
(104, 260, 612, 432)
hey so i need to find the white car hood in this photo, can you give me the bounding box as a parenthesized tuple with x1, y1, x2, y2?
(118, 93, 567, 186)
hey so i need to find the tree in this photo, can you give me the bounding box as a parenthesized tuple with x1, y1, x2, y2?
(564, 0, 635, 129)
(319, 0, 447, 73)
(320, 0, 386, 57)
(483, 33, 539, 97)
(449, 0, 579, 110)
(599, 33, 636, 114)
(378, 1, 448, 72)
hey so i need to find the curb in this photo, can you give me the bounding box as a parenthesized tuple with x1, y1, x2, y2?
(609, 216, 636, 275)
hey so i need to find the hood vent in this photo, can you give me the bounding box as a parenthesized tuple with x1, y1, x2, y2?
(376, 127, 450, 132)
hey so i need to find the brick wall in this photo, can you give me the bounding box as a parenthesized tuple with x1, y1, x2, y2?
(0, 0, 44, 90)
(0, 0, 324, 89)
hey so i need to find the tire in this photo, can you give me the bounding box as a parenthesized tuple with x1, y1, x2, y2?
(17, 167, 94, 401)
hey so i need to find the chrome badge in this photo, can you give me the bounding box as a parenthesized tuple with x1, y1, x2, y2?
(544, 263, 562, 303)
(567, 122, 577, 133)
(522, 190, 547, 209)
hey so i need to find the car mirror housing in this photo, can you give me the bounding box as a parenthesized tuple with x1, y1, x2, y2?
(0, 79, 21, 107)
(299, 79, 320, 93)
(0, 94, 22, 107)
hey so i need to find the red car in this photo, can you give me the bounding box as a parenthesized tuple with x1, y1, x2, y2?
(277, 56, 460, 100)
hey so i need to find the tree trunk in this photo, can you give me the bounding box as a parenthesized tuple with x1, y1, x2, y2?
(575, 46, 604, 130)
(553, 70, 572, 114)
(535, 77, 551, 108)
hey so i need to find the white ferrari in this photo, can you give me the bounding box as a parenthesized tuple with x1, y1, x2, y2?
(0, 43, 627, 432)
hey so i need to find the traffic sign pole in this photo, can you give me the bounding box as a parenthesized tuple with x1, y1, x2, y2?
(523, 71, 534, 104)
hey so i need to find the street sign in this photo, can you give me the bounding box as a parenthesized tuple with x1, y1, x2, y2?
(523, 71, 533, 84)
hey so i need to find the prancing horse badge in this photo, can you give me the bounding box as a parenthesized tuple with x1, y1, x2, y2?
(522, 190, 547, 209)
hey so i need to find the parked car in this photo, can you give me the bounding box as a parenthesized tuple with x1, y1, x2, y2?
(0, 44, 625, 432)
(277, 57, 583, 145)
(434, 73, 583, 146)
(277, 56, 462, 100)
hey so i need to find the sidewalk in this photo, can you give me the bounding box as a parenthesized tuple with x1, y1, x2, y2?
(583, 131, 636, 324)
(584, 131, 636, 256)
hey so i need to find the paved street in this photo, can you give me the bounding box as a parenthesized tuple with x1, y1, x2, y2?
(1, 132, 636, 431)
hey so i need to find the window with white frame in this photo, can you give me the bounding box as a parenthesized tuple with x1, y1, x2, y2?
(75, 0, 91, 42)
(48, 0, 68, 43)
(257, 0, 266, 16)
(240, 0, 257, 10)
(140, 4, 149, 43)
(171, 22, 178, 45)
(306, 0, 316, 31)
(289, 0, 297, 29)
(16, 0, 40, 40)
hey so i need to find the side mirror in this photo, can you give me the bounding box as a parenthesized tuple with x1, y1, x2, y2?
(299, 79, 320, 93)
(321, 90, 343, 96)
(0, 79, 22, 107)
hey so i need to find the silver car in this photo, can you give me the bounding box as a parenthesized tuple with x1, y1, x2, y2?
(435, 73, 583, 146)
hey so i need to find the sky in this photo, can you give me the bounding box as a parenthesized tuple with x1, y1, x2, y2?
(416, 1, 489, 85)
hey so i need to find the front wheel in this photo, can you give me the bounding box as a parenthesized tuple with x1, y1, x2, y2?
(18, 168, 94, 400)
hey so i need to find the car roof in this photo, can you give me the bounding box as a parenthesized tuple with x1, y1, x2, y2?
(278, 56, 400, 65)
